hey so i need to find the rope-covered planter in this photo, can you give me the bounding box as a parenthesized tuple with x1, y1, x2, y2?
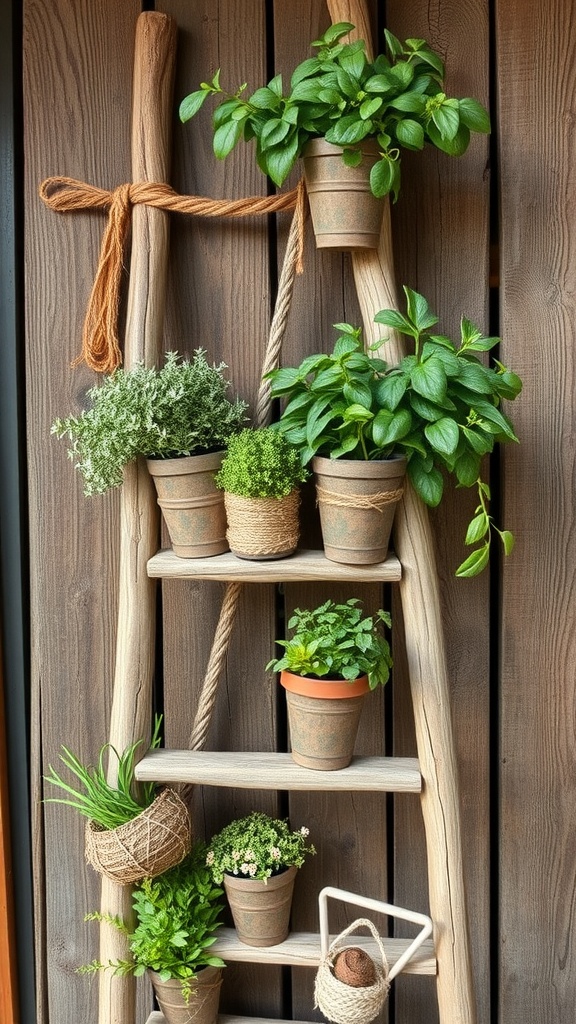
(224, 490, 300, 560)
(85, 786, 192, 884)
(314, 918, 390, 1024)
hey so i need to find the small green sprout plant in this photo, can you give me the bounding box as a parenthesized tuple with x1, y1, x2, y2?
(44, 717, 162, 830)
(180, 22, 490, 199)
(206, 811, 316, 883)
(267, 598, 392, 690)
(52, 350, 247, 495)
(215, 426, 308, 498)
(266, 287, 522, 577)
(80, 844, 226, 1001)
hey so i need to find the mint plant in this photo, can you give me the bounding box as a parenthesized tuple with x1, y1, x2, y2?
(214, 426, 308, 498)
(52, 350, 247, 495)
(267, 598, 393, 690)
(266, 287, 522, 577)
(80, 844, 225, 1001)
(206, 811, 315, 883)
(180, 22, 490, 199)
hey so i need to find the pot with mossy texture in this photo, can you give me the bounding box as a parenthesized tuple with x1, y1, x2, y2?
(206, 812, 315, 947)
(268, 599, 392, 771)
(52, 350, 247, 559)
(215, 428, 308, 560)
(149, 965, 223, 1024)
(303, 139, 385, 250)
(266, 293, 523, 578)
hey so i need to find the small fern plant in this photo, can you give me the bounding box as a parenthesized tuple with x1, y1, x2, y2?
(52, 350, 247, 495)
(79, 844, 226, 1001)
(215, 426, 308, 498)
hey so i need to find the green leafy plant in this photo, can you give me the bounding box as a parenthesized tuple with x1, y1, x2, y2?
(44, 717, 162, 830)
(214, 426, 309, 498)
(267, 597, 392, 690)
(206, 811, 316, 883)
(180, 22, 490, 199)
(79, 843, 226, 1001)
(52, 350, 248, 495)
(265, 287, 522, 577)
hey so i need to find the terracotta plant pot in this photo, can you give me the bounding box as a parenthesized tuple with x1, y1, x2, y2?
(302, 139, 384, 250)
(147, 451, 228, 558)
(84, 787, 192, 884)
(280, 670, 370, 771)
(223, 489, 300, 560)
(312, 455, 406, 565)
(223, 864, 298, 946)
(149, 965, 222, 1024)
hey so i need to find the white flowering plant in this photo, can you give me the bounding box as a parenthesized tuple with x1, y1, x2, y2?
(206, 811, 316, 883)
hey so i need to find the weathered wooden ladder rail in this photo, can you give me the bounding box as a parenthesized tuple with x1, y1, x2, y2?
(100, 5, 476, 1024)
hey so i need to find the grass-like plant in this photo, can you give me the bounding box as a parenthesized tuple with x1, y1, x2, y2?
(267, 598, 392, 690)
(44, 717, 162, 830)
(80, 843, 226, 1001)
(52, 350, 248, 496)
(206, 811, 315, 883)
(180, 22, 490, 199)
(214, 426, 308, 498)
(266, 287, 523, 577)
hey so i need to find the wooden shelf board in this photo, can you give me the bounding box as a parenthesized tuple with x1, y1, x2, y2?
(213, 928, 435, 974)
(135, 750, 421, 793)
(147, 547, 402, 582)
(147, 1015, 316, 1024)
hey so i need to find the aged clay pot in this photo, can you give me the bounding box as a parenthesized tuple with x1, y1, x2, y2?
(223, 864, 297, 946)
(149, 965, 222, 1024)
(302, 139, 384, 250)
(280, 670, 370, 770)
(147, 451, 228, 558)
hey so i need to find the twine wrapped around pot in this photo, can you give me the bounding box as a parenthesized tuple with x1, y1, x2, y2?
(85, 787, 192, 884)
(224, 490, 300, 559)
(314, 918, 390, 1024)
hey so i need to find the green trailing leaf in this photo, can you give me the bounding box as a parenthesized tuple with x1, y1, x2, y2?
(455, 543, 490, 578)
(458, 97, 491, 133)
(179, 89, 209, 123)
(424, 416, 460, 456)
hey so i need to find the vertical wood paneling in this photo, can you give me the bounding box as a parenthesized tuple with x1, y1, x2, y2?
(384, 3, 492, 1021)
(497, 0, 576, 1020)
(23, 2, 140, 1022)
(156, 2, 281, 1015)
(0, 635, 18, 1024)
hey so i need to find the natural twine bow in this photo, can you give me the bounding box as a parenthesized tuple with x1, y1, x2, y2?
(39, 175, 307, 374)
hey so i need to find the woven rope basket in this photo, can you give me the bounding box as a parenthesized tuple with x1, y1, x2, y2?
(314, 918, 390, 1024)
(85, 787, 192, 884)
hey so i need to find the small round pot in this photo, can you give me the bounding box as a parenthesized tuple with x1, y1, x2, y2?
(313, 455, 406, 565)
(147, 451, 228, 558)
(280, 670, 370, 771)
(149, 965, 223, 1024)
(223, 864, 298, 946)
(302, 138, 385, 250)
(84, 787, 192, 884)
(224, 489, 300, 560)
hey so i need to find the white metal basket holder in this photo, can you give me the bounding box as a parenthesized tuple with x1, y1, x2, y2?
(314, 886, 433, 1024)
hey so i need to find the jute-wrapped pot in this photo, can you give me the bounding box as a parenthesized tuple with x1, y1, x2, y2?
(149, 965, 223, 1024)
(85, 787, 192, 884)
(314, 918, 390, 1024)
(224, 489, 300, 560)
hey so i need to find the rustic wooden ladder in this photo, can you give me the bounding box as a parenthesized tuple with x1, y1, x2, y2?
(96, 7, 476, 1024)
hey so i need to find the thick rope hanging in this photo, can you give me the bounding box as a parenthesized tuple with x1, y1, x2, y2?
(39, 175, 306, 374)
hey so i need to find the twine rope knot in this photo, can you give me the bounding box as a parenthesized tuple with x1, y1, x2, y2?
(39, 175, 307, 373)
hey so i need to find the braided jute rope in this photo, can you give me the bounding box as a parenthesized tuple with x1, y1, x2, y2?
(316, 485, 405, 512)
(39, 175, 307, 373)
(314, 918, 391, 1024)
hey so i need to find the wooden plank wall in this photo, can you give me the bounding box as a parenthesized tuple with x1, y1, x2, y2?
(21, 1, 576, 1023)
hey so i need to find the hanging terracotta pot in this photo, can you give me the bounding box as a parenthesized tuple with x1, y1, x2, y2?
(223, 489, 300, 560)
(302, 139, 384, 250)
(312, 455, 406, 565)
(149, 965, 223, 1024)
(223, 864, 298, 946)
(280, 670, 370, 771)
(147, 451, 228, 558)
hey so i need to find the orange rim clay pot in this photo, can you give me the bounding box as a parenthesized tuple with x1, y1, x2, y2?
(280, 670, 370, 771)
